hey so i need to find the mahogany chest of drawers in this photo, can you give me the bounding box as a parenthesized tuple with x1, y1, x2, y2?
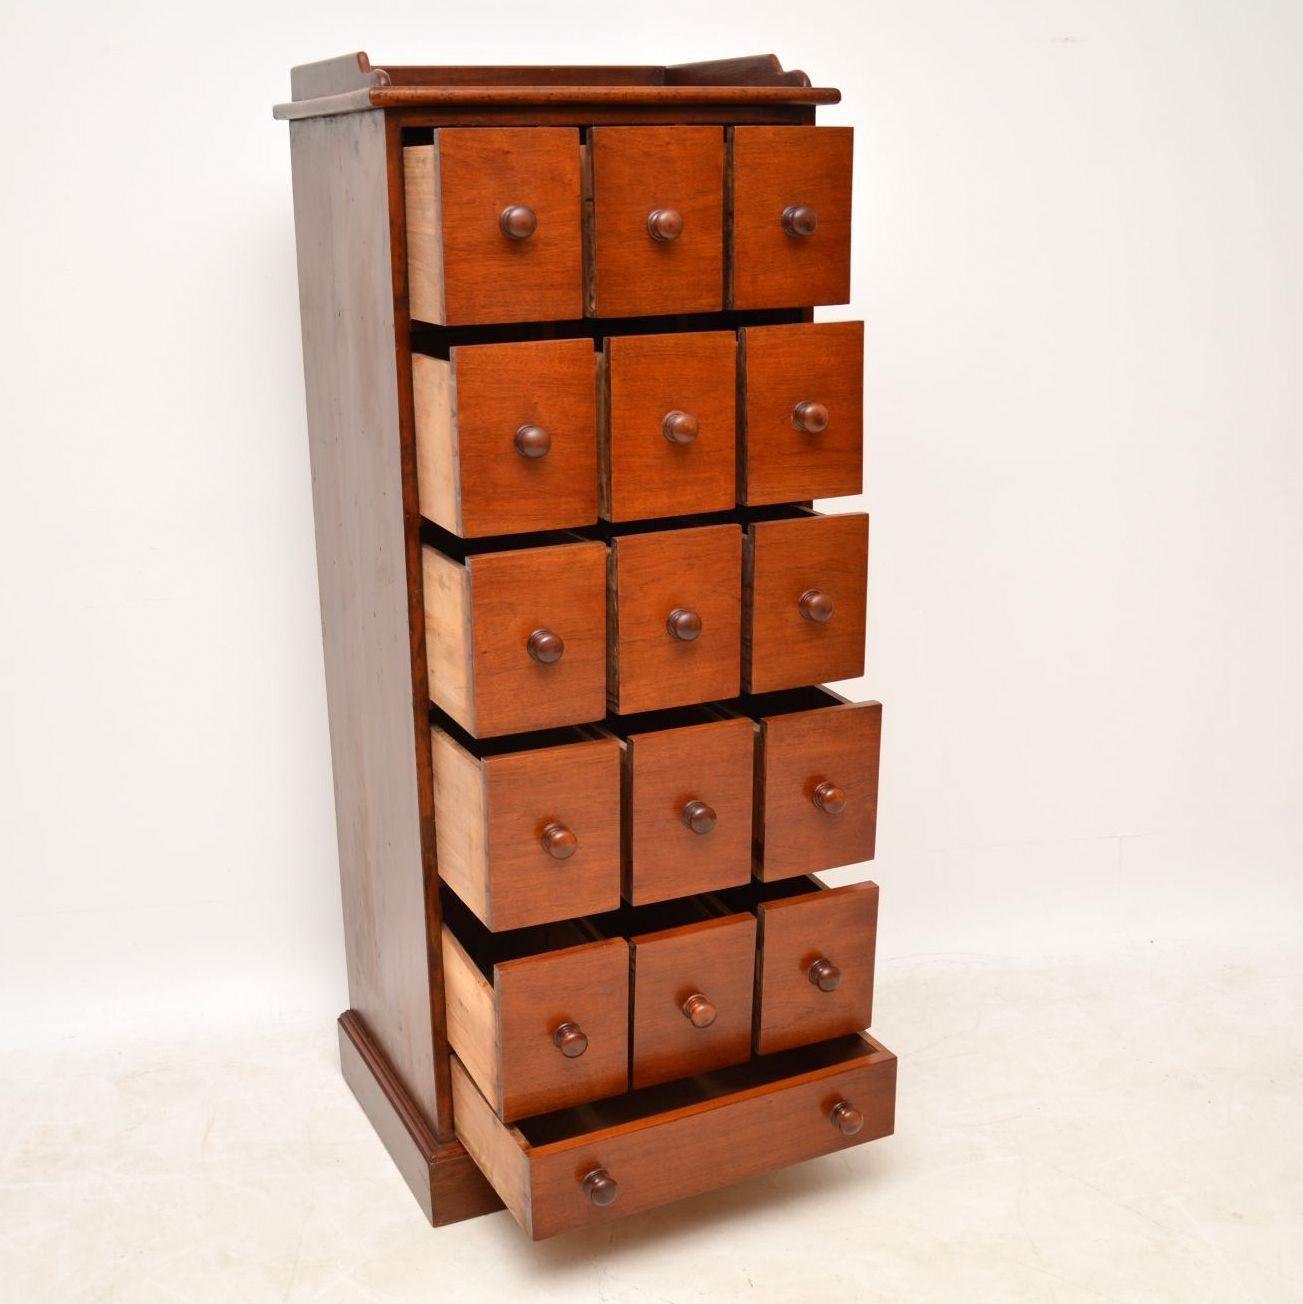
(275, 49, 895, 1239)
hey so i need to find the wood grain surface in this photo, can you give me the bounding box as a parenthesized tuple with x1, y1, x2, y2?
(728, 126, 853, 310)
(482, 734, 622, 929)
(406, 130, 584, 325)
(601, 330, 736, 522)
(423, 539, 606, 737)
(432, 727, 622, 930)
(739, 320, 864, 504)
(623, 716, 754, 904)
(754, 880, 878, 1054)
(588, 126, 724, 316)
(449, 1033, 895, 1238)
(744, 513, 867, 693)
(338, 1012, 503, 1226)
(629, 913, 756, 1089)
(609, 524, 741, 712)
(442, 927, 503, 1112)
(414, 338, 598, 535)
(422, 544, 476, 729)
(496, 936, 630, 1121)
(755, 696, 881, 879)
(289, 111, 448, 1137)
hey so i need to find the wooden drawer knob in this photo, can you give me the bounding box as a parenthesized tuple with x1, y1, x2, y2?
(662, 409, 699, 445)
(553, 1022, 588, 1058)
(782, 204, 819, 237)
(499, 204, 537, 240)
(514, 423, 551, 459)
(681, 799, 717, 835)
(812, 780, 846, 814)
(831, 1100, 864, 1137)
(647, 207, 684, 242)
(799, 589, 835, 623)
(808, 958, 842, 992)
(527, 628, 564, 664)
(666, 607, 703, 641)
(582, 1167, 619, 1206)
(682, 993, 718, 1028)
(540, 821, 578, 860)
(792, 400, 830, 434)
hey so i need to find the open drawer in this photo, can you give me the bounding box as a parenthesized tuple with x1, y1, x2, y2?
(442, 902, 629, 1123)
(451, 1032, 896, 1239)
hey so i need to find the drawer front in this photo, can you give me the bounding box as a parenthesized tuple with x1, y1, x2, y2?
(497, 937, 630, 1121)
(414, 339, 598, 537)
(757, 699, 881, 880)
(629, 914, 757, 1090)
(601, 331, 736, 523)
(739, 321, 864, 505)
(468, 541, 607, 737)
(609, 525, 741, 713)
(624, 717, 754, 905)
(432, 728, 622, 932)
(755, 882, 878, 1054)
(588, 126, 724, 317)
(728, 126, 853, 310)
(405, 130, 583, 326)
(744, 514, 867, 694)
(449, 1034, 897, 1238)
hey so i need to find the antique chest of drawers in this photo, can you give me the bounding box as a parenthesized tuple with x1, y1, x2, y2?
(275, 49, 895, 1238)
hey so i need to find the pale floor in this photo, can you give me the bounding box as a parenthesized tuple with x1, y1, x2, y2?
(3, 939, 1300, 1303)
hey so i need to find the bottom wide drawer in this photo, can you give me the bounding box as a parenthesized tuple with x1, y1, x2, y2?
(451, 1032, 896, 1239)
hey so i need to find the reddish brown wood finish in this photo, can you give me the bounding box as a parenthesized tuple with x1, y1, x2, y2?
(414, 338, 598, 536)
(753, 694, 882, 880)
(744, 513, 868, 693)
(431, 727, 622, 931)
(739, 321, 864, 505)
(424, 539, 607, 737)
(754, 881, 878, 1054)
(608, 524, 742, 713)
(445, 926, 630, 1123)
(338, 1012, 502, 1225)
(587, 127, 724, 317)
(629, 913, 757, 1089)
(277, 51, 830, 111)
(495, 936, 630, 1120)
(600, 331, 736, 522)
(450, 1033, 895, 1239)
(282, 53, 891, 1237)
(408, 129, 583, 325)
(288, 110, 451, 1142)
(621, 716, 755, 905)
(728, 126, 853, 310)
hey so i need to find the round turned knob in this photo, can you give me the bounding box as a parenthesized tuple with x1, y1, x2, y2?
(782, 204, 819, 237)
(647, 208, 684, 242)
(681, 800, 717, 835)
(553, 1022, 588, 1058)
(831, 1100, 864, 1136)
(499, 205, 537, 240)
(808, 958, 842, 992)
(526, 628, 564, 664)
(682, 993, 717, 1028)
(792, 400, 829, 434)
(798, 589, 835, 623)
(540, 821, 578, 860)
(582, 1167, 619, 1206)
(514, 424, 551, 459)
(666, 607, 703, 641)
(812, 781, 846, 814)
(662, 409, 699, 445)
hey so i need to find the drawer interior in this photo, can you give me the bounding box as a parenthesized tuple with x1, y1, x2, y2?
(515, 1032, 881, 1145)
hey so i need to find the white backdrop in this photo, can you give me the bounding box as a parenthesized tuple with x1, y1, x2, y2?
(3, 0, 1301, 1048)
